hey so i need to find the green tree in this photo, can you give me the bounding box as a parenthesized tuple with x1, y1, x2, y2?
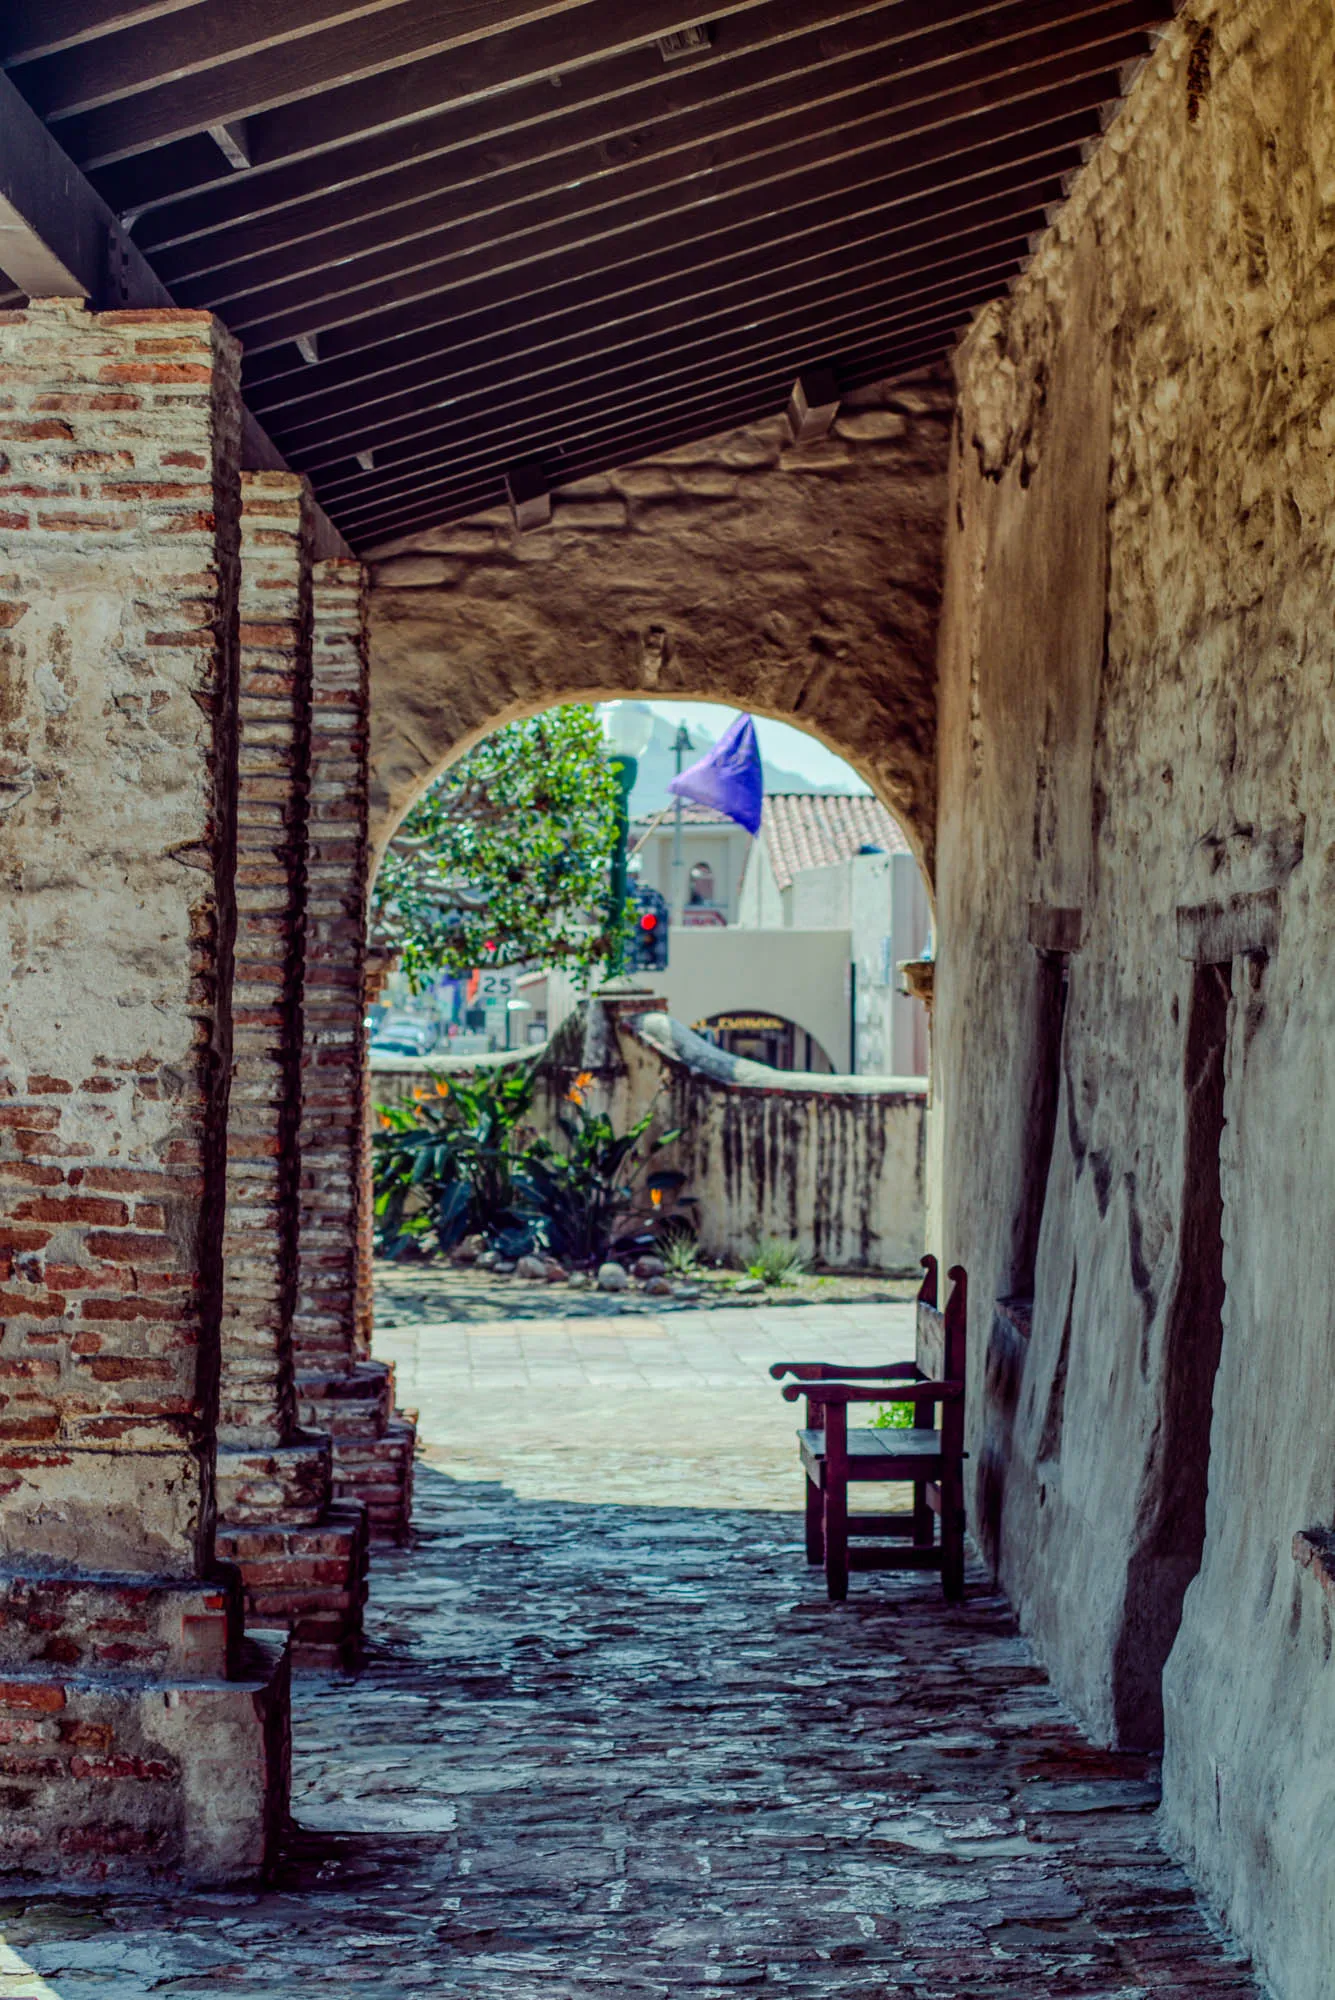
(372, 705, 625, 989)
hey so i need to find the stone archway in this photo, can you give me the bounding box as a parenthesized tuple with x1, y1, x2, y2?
(364, 371, 953, 882)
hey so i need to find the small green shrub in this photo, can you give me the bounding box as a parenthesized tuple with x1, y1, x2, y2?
(659, 1223, 702, 1276)
(870, 1402, 915, 1430)
(747, 1237, 807, 1287)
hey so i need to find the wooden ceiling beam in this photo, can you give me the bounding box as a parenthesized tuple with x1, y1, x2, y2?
(0, 1, 202, 67)
(243, 122, 1082, 428)
(320, 304, 979, 525)
(316, 251, 1010, 518)
(236, 90, 1102, 370)
(46, 0, 771, 168)
(174, 7, 1149, 315)
(345, 330, 957, 545)
(90, 0, 910, 222)
(14, 2, 422, 115)
(263, 161, 1062, 460)
(139, 0, 1150, 276)
(300, 204, 1043, 492)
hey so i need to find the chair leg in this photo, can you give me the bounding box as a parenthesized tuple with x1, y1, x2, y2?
(824, 1476, 848, 1602)
(941, 1481, 965, 1603)
(912, 1480, 934, 1548)
(804, 1473, 824, 1564)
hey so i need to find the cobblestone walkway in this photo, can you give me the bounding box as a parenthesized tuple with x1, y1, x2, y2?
(0, 1308, 1259, 1998)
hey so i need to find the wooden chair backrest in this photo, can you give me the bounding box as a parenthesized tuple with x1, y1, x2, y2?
(914, 1254, 967, 1436)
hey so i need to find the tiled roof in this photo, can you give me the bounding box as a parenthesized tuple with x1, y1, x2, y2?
(761, 794, 909, 893)
(632, 803, 738, 832)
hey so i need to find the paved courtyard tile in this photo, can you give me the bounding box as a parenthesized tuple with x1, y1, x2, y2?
(0, 1306, 1259, 1998)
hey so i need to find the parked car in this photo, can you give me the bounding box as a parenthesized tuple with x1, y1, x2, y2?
(369, 1013, 439, 1057)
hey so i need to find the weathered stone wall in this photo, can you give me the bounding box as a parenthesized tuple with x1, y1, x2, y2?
(0, 300, 242, 1579)
(934, 6, 1335, 1994)
(373, 1002, 927, 1273)
(0, 299, 289, 1882)
(364, 372, 952, 878)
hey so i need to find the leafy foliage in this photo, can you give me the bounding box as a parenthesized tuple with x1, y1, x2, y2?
(372, 1065, 688, 1267)
(517, 1073, 684, 1265)
(746, 1236, 808, 1287)
(372, 705, 626, 990)
(373, 1066, 539, 1260)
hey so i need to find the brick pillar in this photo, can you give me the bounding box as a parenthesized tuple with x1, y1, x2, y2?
(0, 299, 288, 1883)
(293, 564, 414, 1543)
(212, 476, 368, 1665)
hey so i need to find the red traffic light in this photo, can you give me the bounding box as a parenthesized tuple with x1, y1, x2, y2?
(639, 912, 658, 930)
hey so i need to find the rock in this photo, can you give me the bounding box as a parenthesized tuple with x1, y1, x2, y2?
(460, 1233, 486, 1260)
(641, 1275, 673, 1296)
(566, 1271, 591, 1290)
(543, 1260, 568, 1283)
(835, 409, 908, 442)
(514, 1254, 548, 1280)
(734, 1277, 764, 1295)
(672, 1282, 703, 1300)
(492, 1258, 517, 1276)
(597, 1262, 629, 1292)
(474, 1250, 497, 1270)
(632, 1255, 666, 1279)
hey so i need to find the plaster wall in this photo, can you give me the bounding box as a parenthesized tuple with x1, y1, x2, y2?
(546, 928, 853, 1072)
(373, 1004, 926, 1273)
(363, 373, 952, 878)
(935, 5, 1335, 1993)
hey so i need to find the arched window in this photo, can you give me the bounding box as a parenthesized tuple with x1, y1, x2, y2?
(688, 860, 715, 905)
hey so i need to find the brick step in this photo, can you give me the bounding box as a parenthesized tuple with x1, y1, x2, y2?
(215, 1433, 332, 1528)
(295, 1359, 393, 1439)
(216, 1503, 369, 1671)
(0, 1571, 240, 1679)
(330, 1417, 416, 1546)
(0, 1631, 289, 1885)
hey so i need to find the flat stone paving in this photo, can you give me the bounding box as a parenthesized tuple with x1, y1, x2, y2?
(0, 1305, 1259, 1998)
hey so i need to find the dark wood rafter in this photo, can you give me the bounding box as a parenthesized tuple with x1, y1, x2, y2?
(136, 0, 1145, 274)
(304, 222, 1042, 504)
(1, 0, 1173, 551)
(326, 275, 1007, 538)
(182, 27, 1146, 342)
(242, 112, 1093, 412)
(281, 173, 1060, 474)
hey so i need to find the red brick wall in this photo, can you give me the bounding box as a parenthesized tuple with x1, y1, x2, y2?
(293, 561, 369, 1373)
(0, 299, 242, 1577)
(219, 473, 313, 1446)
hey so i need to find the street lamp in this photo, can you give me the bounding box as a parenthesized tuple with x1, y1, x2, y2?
(602, 703, 654, 975)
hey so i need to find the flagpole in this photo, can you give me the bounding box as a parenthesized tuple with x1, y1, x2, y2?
(670, 722, 692, 920)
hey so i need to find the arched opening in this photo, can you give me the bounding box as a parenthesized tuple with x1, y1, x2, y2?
(365, 694, 932, 1296)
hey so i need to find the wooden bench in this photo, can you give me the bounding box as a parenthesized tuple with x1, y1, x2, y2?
(770, 1257, 967, 1602)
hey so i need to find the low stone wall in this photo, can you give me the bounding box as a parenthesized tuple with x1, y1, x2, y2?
(372, 1000, 926, 1273)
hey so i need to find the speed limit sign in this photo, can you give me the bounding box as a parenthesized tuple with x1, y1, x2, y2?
(475, 969, 517, 1004)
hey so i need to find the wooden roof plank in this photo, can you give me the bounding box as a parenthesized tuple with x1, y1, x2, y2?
(242, 116, 1086, 425)
(90, 0, 921, 221)
(0, 1, 203, 67)
(234, 85, 1106, 364)
(137, 0, 1150, 272)
(170, 3, 1150, 310)
(47, 0, 767, 167)
(318, 251, 1012, 518)
(262, 158, 1063, 459)
(15, 1, 421, 116)
(300, 205, 1046, 491)
(345, 334, 957, 543)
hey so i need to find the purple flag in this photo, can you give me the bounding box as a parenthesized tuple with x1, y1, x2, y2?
(669, 712, 764, 835)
